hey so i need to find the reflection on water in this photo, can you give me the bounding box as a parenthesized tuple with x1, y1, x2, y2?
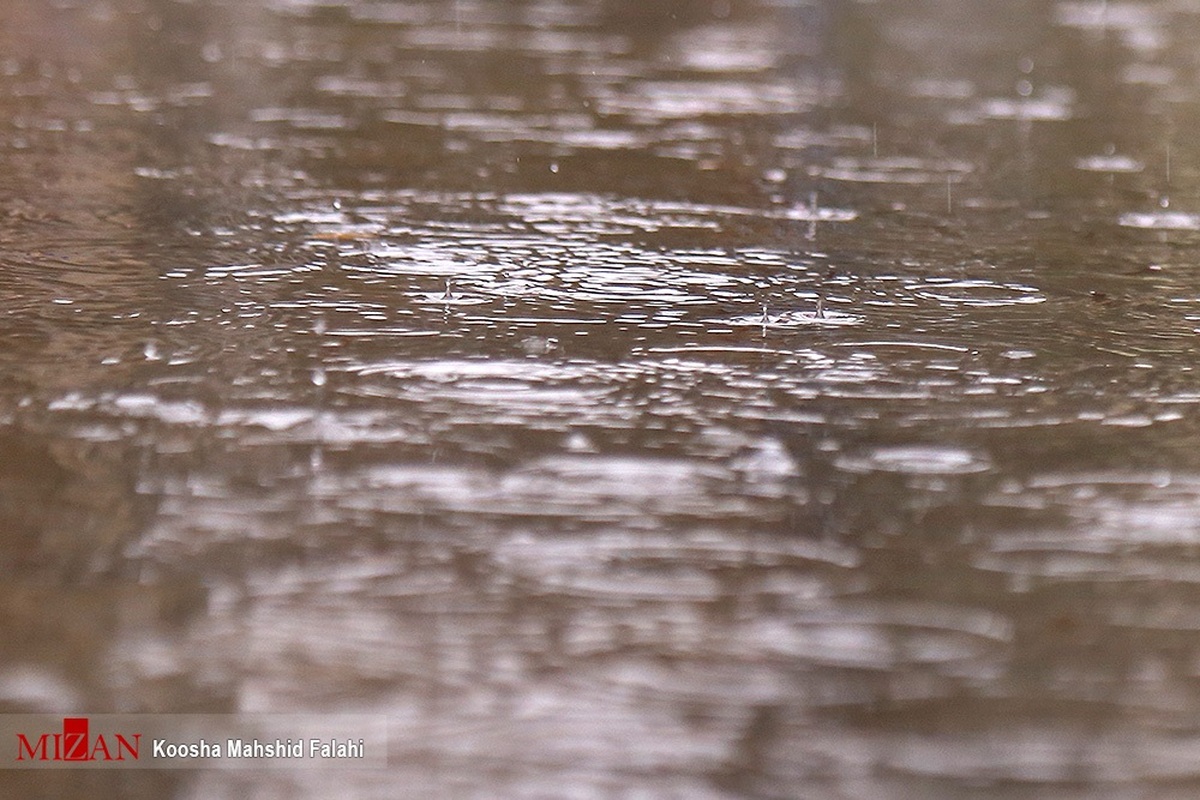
(5, 0, 1200, 796)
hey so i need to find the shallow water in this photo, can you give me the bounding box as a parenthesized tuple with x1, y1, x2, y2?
(4, 0, 1200, 796)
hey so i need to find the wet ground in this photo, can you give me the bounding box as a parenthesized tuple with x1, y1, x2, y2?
(3, 0, 1200, 796)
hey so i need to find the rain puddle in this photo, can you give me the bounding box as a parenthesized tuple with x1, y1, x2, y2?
(2, 0, 1200, 797)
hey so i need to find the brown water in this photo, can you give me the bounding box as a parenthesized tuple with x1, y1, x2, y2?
(3, 0, 1200, 796)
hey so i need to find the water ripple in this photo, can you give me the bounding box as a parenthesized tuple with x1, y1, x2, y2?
(835, 445, 993, 476)
(910, 278, 1046, 307)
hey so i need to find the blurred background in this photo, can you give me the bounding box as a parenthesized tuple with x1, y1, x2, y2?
(3, 0, 1200, 796)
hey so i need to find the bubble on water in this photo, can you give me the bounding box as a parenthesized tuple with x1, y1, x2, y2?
(564, 431, 594, 453)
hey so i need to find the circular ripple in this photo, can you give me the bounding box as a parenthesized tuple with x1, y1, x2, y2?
(725, 309, 862, 328)
(911, 279, 1045, 307)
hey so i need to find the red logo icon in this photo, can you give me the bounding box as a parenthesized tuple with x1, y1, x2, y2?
(16, 717, 141, 762)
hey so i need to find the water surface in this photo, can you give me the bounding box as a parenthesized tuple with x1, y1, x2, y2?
(4, 0, 1200, 797)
